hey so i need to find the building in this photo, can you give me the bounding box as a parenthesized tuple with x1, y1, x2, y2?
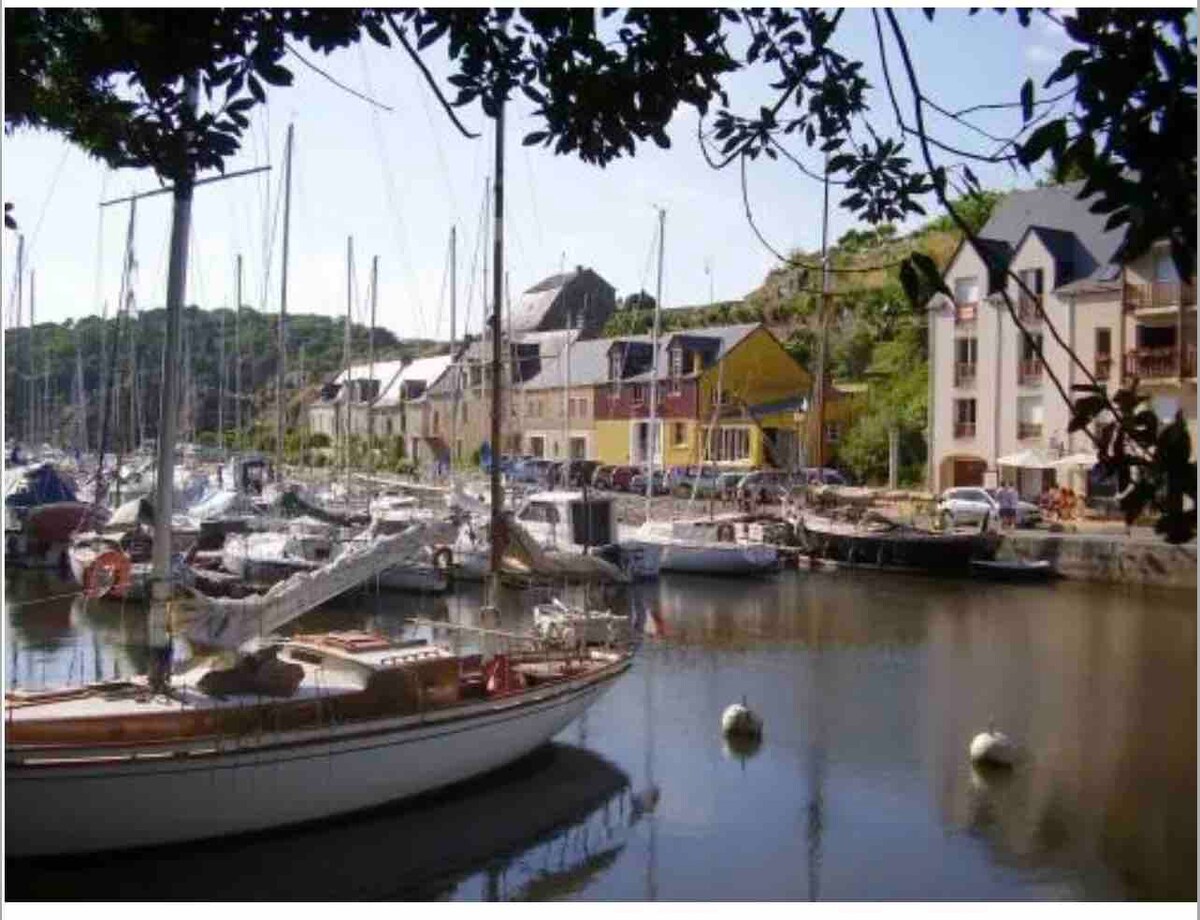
(307, 354, 452, 447)
(591, 323, 813, 469)
(507, 266, 616, 338)
(929, 181, 1196, 495)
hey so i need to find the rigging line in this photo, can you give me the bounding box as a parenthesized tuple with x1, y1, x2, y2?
(364, 67, 428, 340)
(521, 143, 545, 257)
(90, 170, 112, 317)
(395, 43, 460, 229)
(23, 142, 73, 264)
(286, 42, 393, 112)
(950, 86, 1075, 120)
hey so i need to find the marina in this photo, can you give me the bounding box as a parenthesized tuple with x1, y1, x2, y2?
(4, 565, 1195, 900)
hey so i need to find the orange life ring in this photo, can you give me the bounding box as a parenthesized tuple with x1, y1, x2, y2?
(83, 549, 133, 599)
(484, 655, 526, 696)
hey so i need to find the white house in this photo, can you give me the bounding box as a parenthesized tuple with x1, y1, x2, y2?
(929, 182, 1196, 497)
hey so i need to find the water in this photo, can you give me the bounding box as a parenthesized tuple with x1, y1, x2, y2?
(4, 567, 1195, 900)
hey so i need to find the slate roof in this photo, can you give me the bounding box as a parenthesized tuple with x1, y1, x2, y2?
(322, 355, 452, 406)
(974, 181, 1127, 288)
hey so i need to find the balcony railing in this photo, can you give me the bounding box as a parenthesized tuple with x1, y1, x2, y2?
(954, 422, 976, 439)
(954, 362, 977, 386)
(1018, 421, 1043, 440)
(954, 301, 978, 325)
(1094, 353, 1113, 379)
(1123, 278, 1197, 312)
(1017, 292, 1043, 323)
(1018, 358, 1043, 386)
(1123, 344, 1198, 379)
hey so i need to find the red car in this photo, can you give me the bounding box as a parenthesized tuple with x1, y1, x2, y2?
(609, 465, 640, 492)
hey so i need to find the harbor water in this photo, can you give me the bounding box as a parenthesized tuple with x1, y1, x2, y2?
(4, 567, 1195, 900)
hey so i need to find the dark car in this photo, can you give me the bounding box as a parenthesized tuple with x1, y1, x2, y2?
(630, 469, 670, 495)
(565, 460, 601, 488)
(736, 470, 794, 503)
(591, 464, 617, 489)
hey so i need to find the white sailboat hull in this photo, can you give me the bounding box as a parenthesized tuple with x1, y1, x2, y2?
(647, 539, 779, 575)
(6, 665, 623, 857)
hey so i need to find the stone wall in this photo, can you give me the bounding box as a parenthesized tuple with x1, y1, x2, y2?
(1004, 531, 1197, 591)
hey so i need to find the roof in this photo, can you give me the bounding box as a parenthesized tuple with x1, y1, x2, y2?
(975, 181, 1127, 287)
(375, 354, 454, 406)
(508, 267, 614, 334)
(330, 359, 406, 388)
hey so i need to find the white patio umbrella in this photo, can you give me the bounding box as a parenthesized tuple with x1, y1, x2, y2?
(996, 448, 1057, 469)
(1051, 451, 1098, 469)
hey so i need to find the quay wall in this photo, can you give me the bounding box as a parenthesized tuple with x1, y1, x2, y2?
(1003, 531, 1197, 591)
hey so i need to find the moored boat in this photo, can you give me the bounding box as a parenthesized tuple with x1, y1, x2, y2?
(796, 513, 999, 573)
(5, 629, 632, 856)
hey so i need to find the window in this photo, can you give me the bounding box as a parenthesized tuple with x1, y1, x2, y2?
(570, 437, 587, 460)
(530, 436, 545, 458)
(673, 422, 688, 447)
(432, 410, 440, 433)
(670, 347, 684, 378)
(1017, 267, 1044, 295)
(824, 422, 840, 444)
(954, 276, 980, 304)
(1095, 328, 1112, 378)
(704, 426, 751, 462)
(1017, 396, 1043, 440)
(386, 418, 394, 436)
(1017, 268, 1044, 321)
(955, 337, 978, 386)
(954, 399, 976, 438)
(1019, 333, 1044, 385)
(610, 350, 624, 381)
(632, 384, 647, 405)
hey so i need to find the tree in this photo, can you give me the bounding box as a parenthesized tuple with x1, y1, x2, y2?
(620, 290, 657, 312)
(7, 8, 1194, 540)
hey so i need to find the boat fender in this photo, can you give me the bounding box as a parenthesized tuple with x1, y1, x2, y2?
(432, 546, 454, 570)
(721, 697, 763, 739)
(716, 523, 736, 543)
(83, 549, 133, 599)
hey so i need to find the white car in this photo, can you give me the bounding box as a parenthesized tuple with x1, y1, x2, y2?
(938, 487, 1041, 528)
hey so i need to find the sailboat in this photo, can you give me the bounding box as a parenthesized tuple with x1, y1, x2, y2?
(625, 210, 779, 576)
(6, 103, 632, 858)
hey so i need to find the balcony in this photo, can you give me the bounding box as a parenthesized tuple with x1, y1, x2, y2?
(1123, 278, 1197, 312)
(1094, 353, 1113, 379)
(1123, 344, 1197, 380)
(1017, 421, 1043, 440)
(1016, 292, 1043, 323)
(1018, 359, 1043, 386)
(954, 301, 978, 325)
(954, 362, 977, 387)
(954, 422, 976, 439)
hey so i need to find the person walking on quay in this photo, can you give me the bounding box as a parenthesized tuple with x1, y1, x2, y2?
(998, 483, 1018, 529)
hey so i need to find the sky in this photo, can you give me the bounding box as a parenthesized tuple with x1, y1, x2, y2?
(2, 7, 1089, 343)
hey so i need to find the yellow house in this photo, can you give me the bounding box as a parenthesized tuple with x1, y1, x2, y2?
(592, 323, 813, 468)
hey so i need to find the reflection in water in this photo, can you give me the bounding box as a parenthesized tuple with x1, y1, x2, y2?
(7, 744, 635, 901)
(4, 569, 1194, 900)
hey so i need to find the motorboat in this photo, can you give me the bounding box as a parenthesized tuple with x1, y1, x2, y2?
(513, 490, 662, 580)
(220, 518, 341, 584)
(4, 463, 108, 559)
(795, 512, 1000, 573)
(533, 598, 632, 648)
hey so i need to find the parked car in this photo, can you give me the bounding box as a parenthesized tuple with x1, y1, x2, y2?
(609, 465, 640, 492)
(670, 465, 725, 498)
(938, 487, 1040, 528)
(630, 469, 670, 495)
(800, 467, 849, 486)
(565, 460, 601, 488)
(736, 470, 795, 503)
(591, 465, 617, 489)
(509, 458, 555, 485)
(717, 470, 747, 499)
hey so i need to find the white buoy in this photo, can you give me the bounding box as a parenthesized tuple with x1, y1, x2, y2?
(721, 697, 763, 739)
(969, 726, 1018, 767)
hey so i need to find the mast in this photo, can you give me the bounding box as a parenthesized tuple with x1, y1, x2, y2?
(813, 159, 831, 470)
(298, 343, 306, 467)
(343, 235, 353, 499)
(645, 208, 665, 519)
(218, 301, 226, 456)
(449, 226, 458, 472)
(73, 324, 87, 452)
(275, 122, 294, 478)
(488, 101, 506, 584)
(28, 264, 35, 445)
(147, 76, 198, 692)
(14, 234, 26, 444)
(125, 285, 138, 454)
(234, 253, 242, 448)
(367, 254, 378, 474)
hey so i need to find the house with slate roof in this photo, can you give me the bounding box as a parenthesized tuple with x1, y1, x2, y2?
(929, 181, 1195, 495)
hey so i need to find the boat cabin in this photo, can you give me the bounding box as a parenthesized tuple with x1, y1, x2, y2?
(515, 490, 616, 551)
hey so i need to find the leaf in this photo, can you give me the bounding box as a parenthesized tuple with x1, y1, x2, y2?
(522, 131, 549, 146)
(899, 259, 920, 306)
(364, 16, 391, 47)
(1069, 395, 1106, 432)
(911, 252, 950, 297)
(1017, 119, 1066, 167)
(248, 72, 265, 104)
(1020, 78, 1034, 123)
(256, 60, 293, 88)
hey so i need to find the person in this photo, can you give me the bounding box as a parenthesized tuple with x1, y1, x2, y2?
(998, 484, 1017, 529)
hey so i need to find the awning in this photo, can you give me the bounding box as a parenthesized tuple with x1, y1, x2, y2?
(996, 448, 1057, 469)
(1051, 451, 1098, 469)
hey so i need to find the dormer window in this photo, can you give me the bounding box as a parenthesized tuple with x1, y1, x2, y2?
(670, 346, 684, 378)
(610, 349, 624, 381)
